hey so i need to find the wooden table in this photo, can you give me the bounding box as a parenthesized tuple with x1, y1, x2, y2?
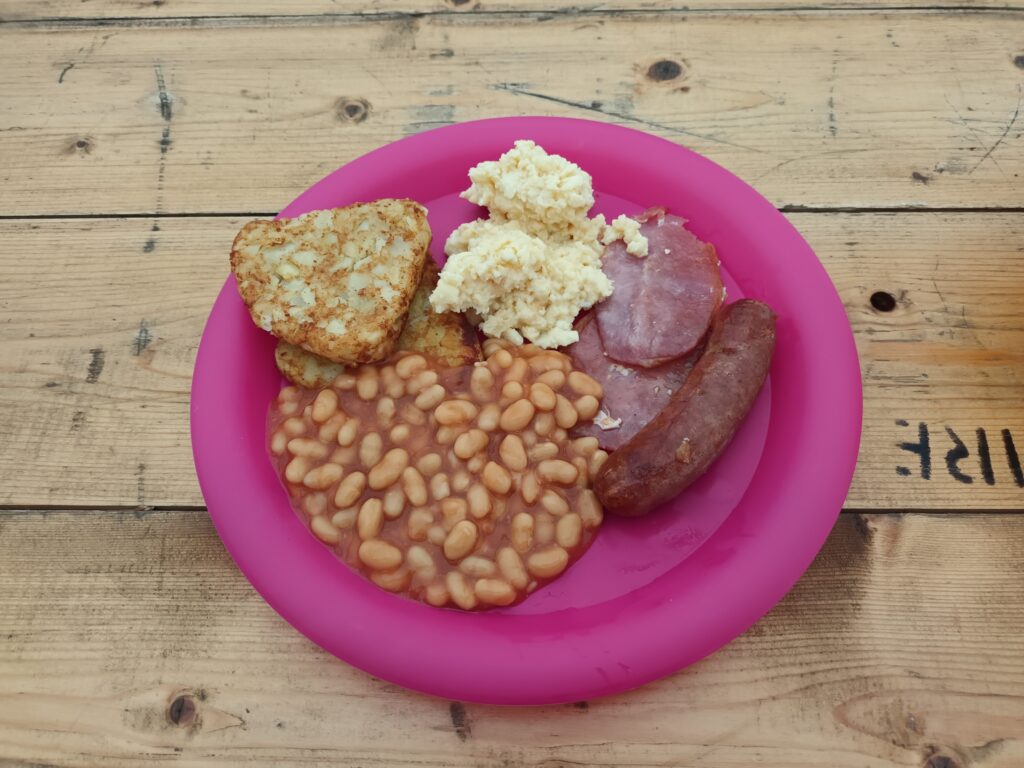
(2, 1, 1023, 765)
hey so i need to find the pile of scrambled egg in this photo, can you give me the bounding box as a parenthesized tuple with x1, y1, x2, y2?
(429, 140, 648, 348)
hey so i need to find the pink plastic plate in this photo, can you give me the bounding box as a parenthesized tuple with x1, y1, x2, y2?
(191, 117, 861, 705)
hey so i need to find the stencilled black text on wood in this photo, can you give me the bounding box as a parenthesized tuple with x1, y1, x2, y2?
(896, 420, 1024, 486)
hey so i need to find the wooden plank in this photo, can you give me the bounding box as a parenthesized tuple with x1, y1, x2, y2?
(2, 0, 1021, 20)
(0, 509, 1020, 766)
(1, 212, 1022, 509)
(1, 13, 1023, 214)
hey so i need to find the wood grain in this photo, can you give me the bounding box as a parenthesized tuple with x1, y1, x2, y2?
(2, 12, 1023, 215)
(3, 0, 1022, 20)
(0, 509, 1020, 767)
(1, 212, 1022, 509)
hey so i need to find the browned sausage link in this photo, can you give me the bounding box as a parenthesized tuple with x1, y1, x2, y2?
(594, 300, 776, 517)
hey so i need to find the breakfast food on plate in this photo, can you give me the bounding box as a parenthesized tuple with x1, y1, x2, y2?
(595, 207, 724, 368)
(273, 261, 480, 388)
(568, 312, 702, 451)
(594, 300, 776, 517)
(231, 199, 430, 365)
(267, 342, 606, 609)
(232, 138, 777, 609)
(430, 140, 648, 349)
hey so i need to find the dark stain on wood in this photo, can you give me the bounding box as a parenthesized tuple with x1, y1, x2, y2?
(71, 411, 86, 431)
(143, 238, 156, 252)
(647, 59, 683, 82)
(449, 701, 471, 741)
(870, 291, 896, 312)
(852, 513, 875, 545)
(1014, 55, 1024, 69)
(133, 320, 152, 356)
(168, 694, 196, 727)
(160, 126, 172, 155)
(911, 171, 931, 184)
(430, 48, 455, 59)
(573, 701, 589, 710)
(86, 348, 105, 383)
(58, 62, 75, 84)
(336, 97, 370, 124)
(155, 64, 172, 122)
(65, 137, 94, 155)
(43, 381, 59, 388)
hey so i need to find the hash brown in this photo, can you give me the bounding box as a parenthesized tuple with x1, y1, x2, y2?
(231, 199, 430, 365)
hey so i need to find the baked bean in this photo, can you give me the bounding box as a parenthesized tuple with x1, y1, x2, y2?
(311, 515, 342, 545)
(368, 448, 409, 490)
(577, 489, 603, 527)
(427, 525, 447, 546)
(408, 369, 439, 395)
(390, 424, 410, 444)
(529, 354, 564, 373)
(527, 546, 570, 578)
(317, 412, 348, 442)
(285, 456, 312, 484)
(435, 399, 478, 425)
(511, 513, 534, 553)
(556, 513, 583, 548)
(278, 400, 299, 416)
(331, 446, 356, 466)
(538, 459, 579, 485)
(492, 349, 513, 369)
(536, 369, 565, 390)
(475, 578, 516, 606)
(414, 384, 446, 411)
(401, 466, 428, 506)
(572, 457, 590, 488)
(436, 425, 460, 445)
(444, 520, 478, 561)
(499, 434, 528, 472)
(359, 432, 383, 468)
(303, 492, 328, 517)
(441, 497, 468, 528)
(406, 544, 436, 575)
(467, 455, 485, 473)
(376, 396, 396, 424)
(574, 395, 600, 421)
(506, 356, 529, 382)
(401, 403, 427, 426)
(470, 365, 494, 400)
(333, 373, 356, 390)
(520, 471, 541, 504)
(483, 461, 512, 495)
(278, 386, 300, 403)
(407, 508, 433, 541)
(527, 442, 559, 462)
(482, 338, 509, 357)
(383, 487, 406, 519)
(501, 380, 525, 403)
(380, 366, 406, 399)
(447, 571, 477, 610)
(500, 399, 535, 431)
(535, 514, 555, 544)
(395, 354, 427, 379)
(540, 489, 569, 516)
(336, 418, 359, 447)
(359, 539, 403, 570)
(283, 417, 306, 437)
(357, 498, 384, 540)
(356, 368, 379, 401)
(589, 450, 609, 479)
(552, 428, 568, 442)
(425, 582, 449, 607)
(568, 371, 603, 398)
(522, 430, 538, 447)
(528, 382, 557, 411)
(534, 412, 555, 437)
(303, 462, 343, 490)
(497, 547, 529, 589)
(430, 473, 451, 501)
(417, 453, 442, 477)
(452, 470, 471, 493)
(311, 389, 338, 423)
(554, 395, 578, 429)
(466, 483, 492, 519)
(270, 430, 288, 455)
(572, 436, 600, 457)
(288, 438, 329, 460)
(331, 508, 357, 529)
(454, 428, 488, 460)
(477, 403, 501, 431)
(371, 567, 411, 592)
(334, 471, 366, 507)
(460, 556, 496, 578)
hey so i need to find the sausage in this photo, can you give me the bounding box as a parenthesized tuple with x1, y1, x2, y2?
(593, 299, 776, 517)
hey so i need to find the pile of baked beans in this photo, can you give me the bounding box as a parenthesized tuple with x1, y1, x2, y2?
(267, 339, 607, 610)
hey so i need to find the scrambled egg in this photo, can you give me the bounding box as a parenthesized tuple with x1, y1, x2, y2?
(431, 140, 643, 348)
(603, 214, 649, 258)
